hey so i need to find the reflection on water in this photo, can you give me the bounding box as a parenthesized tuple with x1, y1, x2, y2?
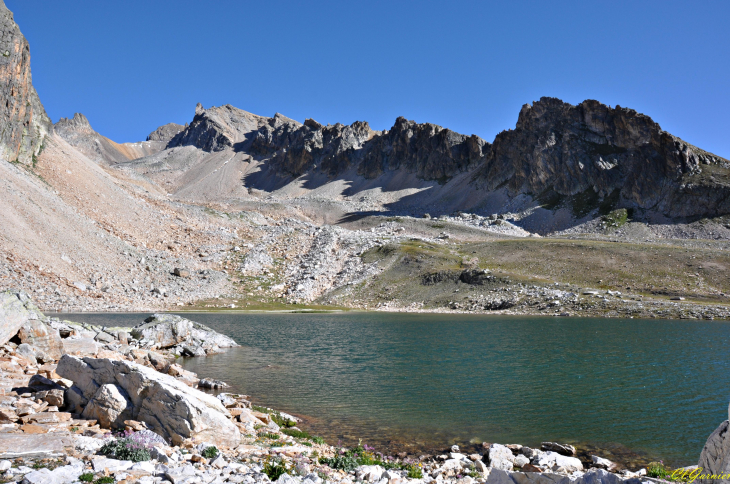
(55, 311, 730, 467)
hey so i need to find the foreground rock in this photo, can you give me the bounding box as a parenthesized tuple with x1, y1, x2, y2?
(698, 419, 730, 483)
(56, 355, 241, 447)
(0, 290, 41, 346)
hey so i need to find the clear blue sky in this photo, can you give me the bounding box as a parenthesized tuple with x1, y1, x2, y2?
(7, 1, 730, 158)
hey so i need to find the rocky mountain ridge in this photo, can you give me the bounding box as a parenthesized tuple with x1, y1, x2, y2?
(159, 99, 729, 221)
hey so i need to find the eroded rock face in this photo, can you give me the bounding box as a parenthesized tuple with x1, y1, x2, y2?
(0, 1, 51, 165)
(56, 355, 240, 447)
(698, 420, 730, 484)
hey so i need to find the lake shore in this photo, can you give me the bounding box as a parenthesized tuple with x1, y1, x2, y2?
(0, 289, 712, 484)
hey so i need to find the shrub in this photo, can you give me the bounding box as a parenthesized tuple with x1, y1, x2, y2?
(201, 446, 219, 459)
(282, 428, 310, 439)
(319, 454, 359, 472)
(95, 478, 115, 484)
(99, 431, 152, 462)
(311, 436, 326, 445)
(407, 465, 424, 479)
(647, 461, 671, 479)
(263, 457, 291, 481)
(271, 412, 296, 428)
(78, 473, 94, 483)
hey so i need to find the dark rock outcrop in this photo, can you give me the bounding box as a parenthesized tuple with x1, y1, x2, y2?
(147, 122, 185, 142)
(698, 419, 730, 483)
(0, 0, 51, 166)
(477, 98, 729, 218)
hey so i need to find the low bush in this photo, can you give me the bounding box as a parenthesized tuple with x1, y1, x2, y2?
(282, 428, 310, 440)
(407, 465, 424, 479)
(647, 461, 671, 479)
(99, 430, 152, 462)
(78, 473, 94, 483)
(201, 446, 219, 459)
(271, 412, 296, 428)
(263, 457, 292, 481)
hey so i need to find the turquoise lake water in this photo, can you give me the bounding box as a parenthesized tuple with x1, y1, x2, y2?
(55, 311, 730, 467)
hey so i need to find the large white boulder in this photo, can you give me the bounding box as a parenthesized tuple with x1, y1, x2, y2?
(130, 314, 238, 352)
(534, 451, 583, 473)
(489, 443, 515, 471)
(0, 291, 41, 346)
(56, 355, 240, 447)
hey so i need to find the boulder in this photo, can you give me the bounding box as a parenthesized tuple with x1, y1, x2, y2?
(131, 313, 238, 351)
(81, 383, 134, 428)
(488, 443, 515, 471)
(591, 455, 616, 471)
(0, 291, 36, 346)
(17, 319, 63, 360)
(541, 442, 576, 456)
(534, 451, 583, 473)
(56, 355, 240, 447)
(61, 337, 99, 356)
(698, 419, 730, 484)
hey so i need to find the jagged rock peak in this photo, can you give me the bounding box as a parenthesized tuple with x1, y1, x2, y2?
(0, 1, 52, 165)
(54, 113, 93, 133)
(479, 96, 729, 218)
(167, 103, 270, 152)
(146, 122, 185, 142)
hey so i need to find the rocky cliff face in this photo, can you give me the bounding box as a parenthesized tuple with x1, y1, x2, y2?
(169, 99, 729, 220)
(477, 98, 729, 218)
(0, 0, 51, 166)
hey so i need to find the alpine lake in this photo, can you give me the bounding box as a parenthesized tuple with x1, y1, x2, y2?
(55, 311, 730, 469)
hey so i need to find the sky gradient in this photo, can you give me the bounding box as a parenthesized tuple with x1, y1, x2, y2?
(7, 1, 730, 158)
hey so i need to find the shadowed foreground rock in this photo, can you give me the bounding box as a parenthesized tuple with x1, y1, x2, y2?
(698, 419, 730, 483)
(56, 355, 241, 447)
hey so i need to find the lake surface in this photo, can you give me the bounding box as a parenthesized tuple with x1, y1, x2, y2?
(54, 311, 730, 467)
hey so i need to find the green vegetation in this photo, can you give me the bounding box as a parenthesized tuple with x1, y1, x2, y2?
(94, 478, 115, 484)
(320, 441, 422, 476)
(201, 446, 219, 459)
(99, 434, 151, 462)
(282, 428, 326, 445)
(408, 465, 425, 479)
(282, 428, 310, 439)
(271, 411, 296, 428)
(603, 208, 629, 229)
(78, 473, 94, 482)
(263, 457, 292, 481)
(647, 461, 671, 479)
(258, 432, 280, 440)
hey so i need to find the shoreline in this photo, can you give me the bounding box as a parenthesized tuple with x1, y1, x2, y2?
(0, 289, 712, 484)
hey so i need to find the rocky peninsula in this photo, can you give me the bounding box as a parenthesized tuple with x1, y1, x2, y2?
(0, 289, 727, 484)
